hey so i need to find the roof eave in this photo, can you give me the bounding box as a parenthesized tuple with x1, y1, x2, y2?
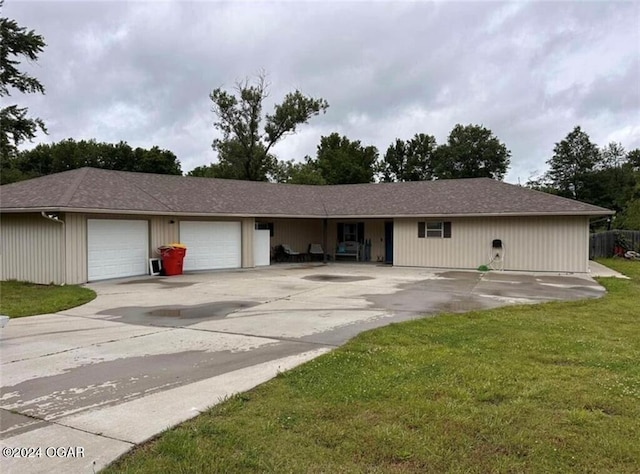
(0, 207, 327, 219)
(341, 210, 616, 218)
(0, 207, 615, 218)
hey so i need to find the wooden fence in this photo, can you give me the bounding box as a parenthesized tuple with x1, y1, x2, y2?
(589, 230, 640, 259)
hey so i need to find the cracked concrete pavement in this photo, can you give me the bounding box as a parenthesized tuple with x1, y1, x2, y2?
(0, 263, 605, 473)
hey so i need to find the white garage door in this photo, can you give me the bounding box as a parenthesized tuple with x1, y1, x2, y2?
(180, 221, 241, 271)
(87, 219, 149, 281)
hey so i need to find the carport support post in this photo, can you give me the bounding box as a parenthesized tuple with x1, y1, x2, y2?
(323, 218, 328, 263)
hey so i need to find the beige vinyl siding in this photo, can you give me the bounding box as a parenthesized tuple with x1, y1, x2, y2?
(366, 220, 385, 262)
(64, 213, 87, 284)
(267, 218, 324, 255)
(150, 216, 179, 257)
(1, 212, 592, 286)
(326, 219, 386, 261)
(241, 217, 255, 268)
(0, 213, 65, 284)
(394, 216, 590, 273)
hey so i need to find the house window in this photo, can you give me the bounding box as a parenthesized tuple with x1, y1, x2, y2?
(337, 222, 365, 243)
(426, 221, 443, 238)
(418, 221, 452, 239)
(344, 223, 358, 242)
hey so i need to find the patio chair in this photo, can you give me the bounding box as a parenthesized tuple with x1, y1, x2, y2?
(281, 244, 302, 262)
(308, 243, 324, 261)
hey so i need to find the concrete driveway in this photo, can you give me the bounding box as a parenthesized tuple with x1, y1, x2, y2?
(1, 264, 605, 473)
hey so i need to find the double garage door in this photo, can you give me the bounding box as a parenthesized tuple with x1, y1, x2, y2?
(87, 219, 241, 281)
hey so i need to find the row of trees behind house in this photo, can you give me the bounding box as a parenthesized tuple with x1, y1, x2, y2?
(1, 140, 182, 184)
(188, 76, 511, 183)
(188, 123, 510, 185)
(186, 76, 508, 184)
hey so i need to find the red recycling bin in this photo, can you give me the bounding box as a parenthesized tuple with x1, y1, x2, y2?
(159, 246, 187, 276)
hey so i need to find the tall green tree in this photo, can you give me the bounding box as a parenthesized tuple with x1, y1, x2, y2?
(209, 73, 329, 181)
(526, 129, 640, 230)
(580, 166, 636, 214)
(380, 133, 437, 182)
(188, 164, 221, 178)
(599, 142, 626, 169)
(625, 148, 640, 170)
(613, 148, 640, 230)
(134, 145, 182, 175)
(615, 198, 640, 230)
(315, 133, 378, 185)
(0, 1, 47, 160)
(272, 157, 325, 185)
(544, 126, 601, 200)
(580, 144, 640, 216)
(433, 124, 510, 180)
(187, 139, 271, 180)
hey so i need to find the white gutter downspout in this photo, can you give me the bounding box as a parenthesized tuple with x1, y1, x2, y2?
(41, 211, 66, 285)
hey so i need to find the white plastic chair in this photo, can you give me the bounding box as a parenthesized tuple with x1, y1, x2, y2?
(282, 244, 301, 261)
(309, 243, 324, 261)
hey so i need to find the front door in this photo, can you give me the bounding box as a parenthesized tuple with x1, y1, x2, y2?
(384, 221, 393, 264)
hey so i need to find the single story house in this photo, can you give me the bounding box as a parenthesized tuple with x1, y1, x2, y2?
(0, 167, 612, 284)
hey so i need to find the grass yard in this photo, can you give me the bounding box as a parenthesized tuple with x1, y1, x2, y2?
(0, 280, 96, 317)
(106, 259, 640, 473)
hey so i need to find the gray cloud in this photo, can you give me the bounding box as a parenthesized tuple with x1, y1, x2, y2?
(5, 0, 639, 183)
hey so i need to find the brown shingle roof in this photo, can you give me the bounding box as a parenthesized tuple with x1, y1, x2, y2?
(0, 167, 613, 217)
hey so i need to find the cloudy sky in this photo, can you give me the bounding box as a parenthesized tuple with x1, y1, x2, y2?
(5, 0, 639, 183)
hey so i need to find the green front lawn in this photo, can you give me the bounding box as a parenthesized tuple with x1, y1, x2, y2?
(106, 259, 640, 473)
(0, 280, 96, 317)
